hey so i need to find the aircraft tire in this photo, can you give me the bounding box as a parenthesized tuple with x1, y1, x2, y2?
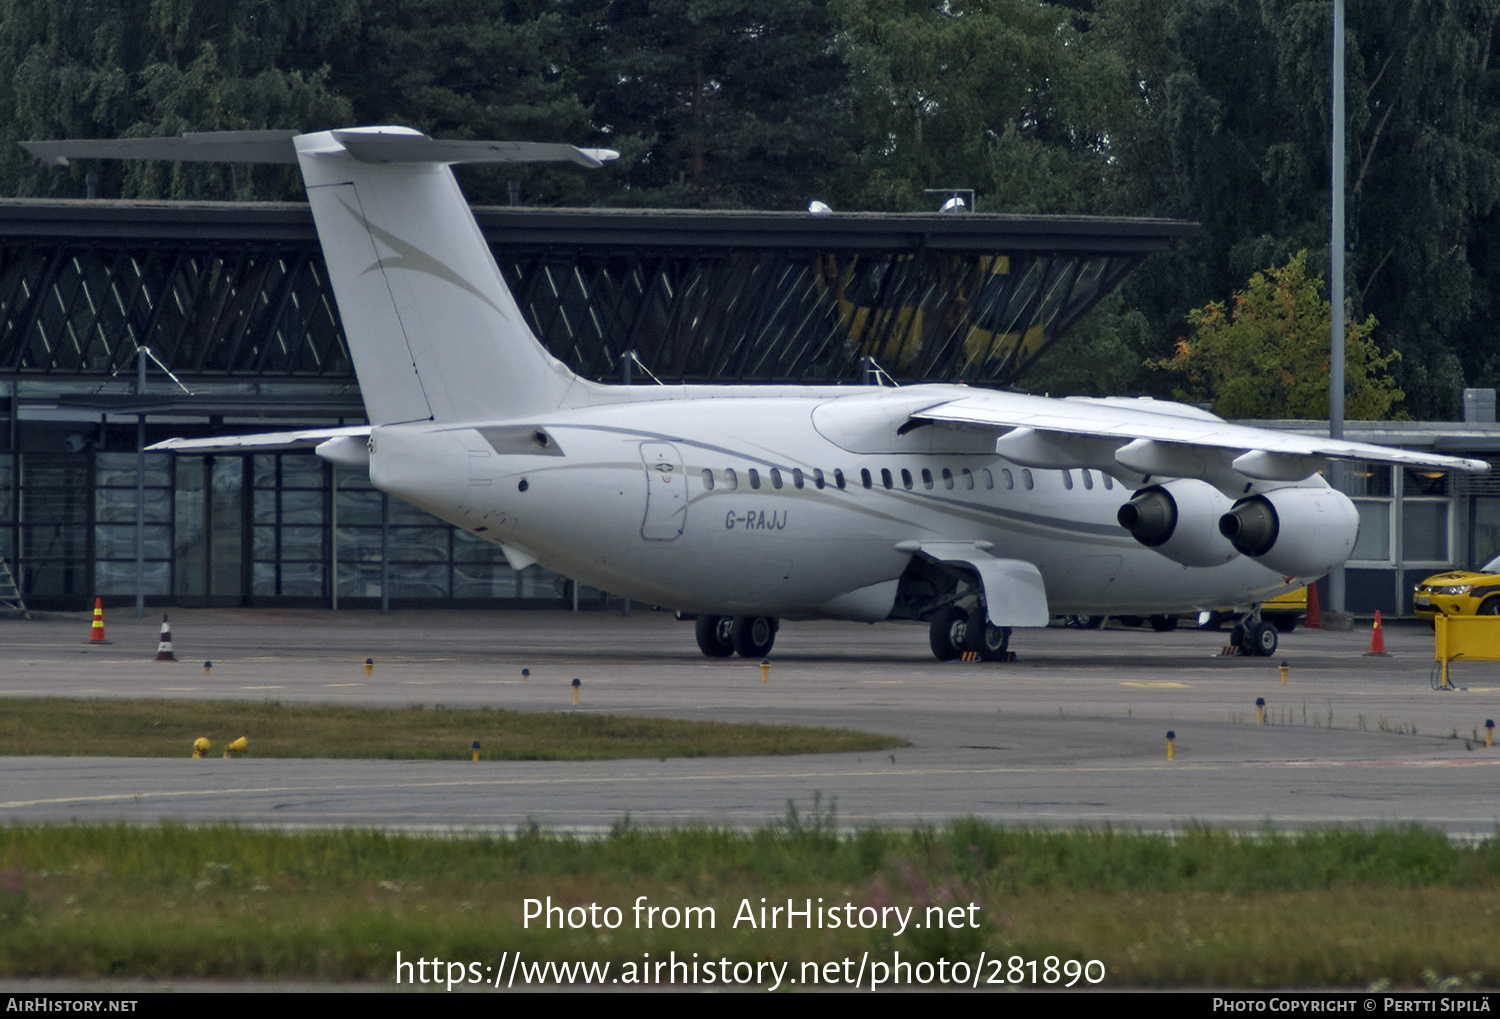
(695, 615, 735, 658)
(929, 607, 968, 661)
(1149, 614, 1179, 632)
(731, 616, 776, 658)
(977, 623, 1011, 662)
(1241, 620, 1278, 657)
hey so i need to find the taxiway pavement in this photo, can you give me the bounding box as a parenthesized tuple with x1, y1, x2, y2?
(2, 609, 1496, 833)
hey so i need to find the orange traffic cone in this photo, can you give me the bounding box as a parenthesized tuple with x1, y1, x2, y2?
(1304, 583, 1321, 629)
(154, 614, 177, 662)
(87, 598, 110, 644)
(1365, 609, 1388, 656)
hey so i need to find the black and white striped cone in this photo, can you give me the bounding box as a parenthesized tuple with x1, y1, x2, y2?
(154, 614, 177, 662)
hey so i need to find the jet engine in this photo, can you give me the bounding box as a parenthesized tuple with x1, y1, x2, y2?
(1116, 480, 1240, 568)
(1217, 486, 1359, 578)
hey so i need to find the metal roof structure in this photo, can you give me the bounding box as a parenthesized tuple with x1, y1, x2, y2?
(0, 200, 1195, 415)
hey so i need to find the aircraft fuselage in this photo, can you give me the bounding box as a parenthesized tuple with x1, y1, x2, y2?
(370, 383, 1299, 622)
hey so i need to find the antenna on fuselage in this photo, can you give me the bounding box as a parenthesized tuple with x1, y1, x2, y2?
(862, 356, 898, 387)
(621, 349, 664, 385)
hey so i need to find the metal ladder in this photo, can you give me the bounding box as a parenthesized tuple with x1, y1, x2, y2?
(0, 558, 28, 617)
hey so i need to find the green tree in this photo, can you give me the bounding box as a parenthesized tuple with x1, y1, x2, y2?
(1151, 251, 1403, 420)
(568, 0, 854, 208)
(334, 0, 601, 206)
(0, 0, 359, 200)
(1018, 291, 1158, 397)
(1091, 0, 1500, 418)
(830, 0, 1131, 213)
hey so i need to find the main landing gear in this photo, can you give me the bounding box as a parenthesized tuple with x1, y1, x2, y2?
(928, 606, 1011, 662)
(1228, 617, 1279, 657)
(695, 615, 777, 658)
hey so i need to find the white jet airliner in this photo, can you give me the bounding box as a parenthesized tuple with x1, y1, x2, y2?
(25, 127, 1487, 661)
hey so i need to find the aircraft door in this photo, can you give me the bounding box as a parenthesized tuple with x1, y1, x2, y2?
(640, 442, 687, 541)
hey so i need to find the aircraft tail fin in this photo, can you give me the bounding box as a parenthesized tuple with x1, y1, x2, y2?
(23, 128, 618, 426)
(294, 129, 612, 425)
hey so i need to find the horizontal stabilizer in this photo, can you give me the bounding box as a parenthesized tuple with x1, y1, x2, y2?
(23, 131, 301, 166)
(23, 129, 618, 169)
(329, 131, 619, 167)
(147, 426, 370, 454)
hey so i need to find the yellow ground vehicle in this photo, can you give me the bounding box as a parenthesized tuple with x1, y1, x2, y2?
(1199, 587, 1307, 633)
(1260, 587, 1309, 632)
(1412, 554, 1500, 621)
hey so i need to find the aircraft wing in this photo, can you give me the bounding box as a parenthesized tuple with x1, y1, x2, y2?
(908, 393, 1489, 481)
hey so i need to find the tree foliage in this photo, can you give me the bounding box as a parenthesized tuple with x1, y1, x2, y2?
(829, 0, 1128, 213)
(1152, 251, 1403, 420)
(568, 0, 853, 208)
(1, 0, 1499, 418)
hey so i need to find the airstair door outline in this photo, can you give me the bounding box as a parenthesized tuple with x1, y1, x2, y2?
(640, 442, 687, 540)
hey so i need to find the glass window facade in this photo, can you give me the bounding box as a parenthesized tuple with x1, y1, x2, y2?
(0, 444, 579, 611)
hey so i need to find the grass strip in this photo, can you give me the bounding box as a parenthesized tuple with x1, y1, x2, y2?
(0, 697, 902, 760)
(0, 818, 1496, 987)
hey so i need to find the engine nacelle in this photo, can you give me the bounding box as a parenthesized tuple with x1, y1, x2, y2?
(1116, 480, 1240, 568)
(1218, 486, 1359, 577)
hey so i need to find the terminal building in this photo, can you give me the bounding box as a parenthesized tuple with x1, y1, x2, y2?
(0, 198, 1487, 617)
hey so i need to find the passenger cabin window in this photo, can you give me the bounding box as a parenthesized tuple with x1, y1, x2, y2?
(792, 468, 805, 489)
(1022, 469, 1034, 490)
(1102, 474, 1113, 490)
(770, 468, 783, 489)
(942, 468, 954, 490)
(962, 468, 975, 490)
(835, 469, 847, 490)
(749, 468, 761, 490)
(1062, 470, 1073, 490)
(921, 468, 934, 490)
(881, 468, 893, 490)
(1082, 469, 1094, 490)
(862, 469, 873, 489)
(813, 468, 825, 490)
(982, 469, 994, 490)
(725, 467, 738, 490)
(901, 469, 913, 490)
(1001, 468, 1013, 490)
(701, 468, 714, 490)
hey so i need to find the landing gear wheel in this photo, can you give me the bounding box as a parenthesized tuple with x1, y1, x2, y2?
(977, 623, 1011, 662)
(1149, 614, 1179, 632)
(1240, 619, 1278, 657)
(1065, 615, 1104, 629)
(929, 606, 969, 661)
(695, 615, 735, 658)
(731, 616, 777, 658)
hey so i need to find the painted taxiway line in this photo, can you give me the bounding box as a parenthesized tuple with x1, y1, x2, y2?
(4, 755, 1496, 811)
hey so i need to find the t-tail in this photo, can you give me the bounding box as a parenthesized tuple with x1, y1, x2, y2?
(24, 127, 617, 426)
